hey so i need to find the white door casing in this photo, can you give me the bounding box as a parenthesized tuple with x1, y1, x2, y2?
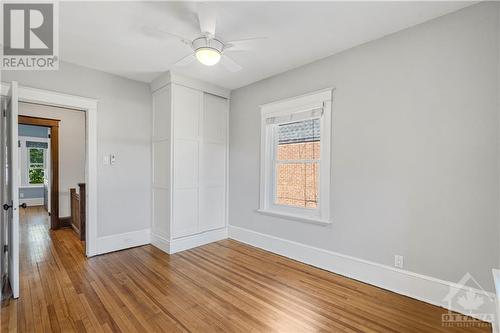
(1, 82, 20, 298)
(1, 82, 98, 257)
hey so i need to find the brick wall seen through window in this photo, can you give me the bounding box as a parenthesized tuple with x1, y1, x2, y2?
(275, 119, 320, 209)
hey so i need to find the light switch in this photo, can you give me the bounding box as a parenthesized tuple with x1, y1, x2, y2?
(103, 155, 110, 165)
(110, 154, 116, 166)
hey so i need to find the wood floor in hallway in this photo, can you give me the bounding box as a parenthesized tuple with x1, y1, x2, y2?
(0, 206, 491, 332)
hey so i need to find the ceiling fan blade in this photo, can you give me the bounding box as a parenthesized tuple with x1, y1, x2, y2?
(141, 26, 192, 46)
(225, 37, 267, 44)
(197, 3, 216, 36)
(221, 55, 242, 72)
(174, 54, 196, 67)
(224, 37, 267, 52)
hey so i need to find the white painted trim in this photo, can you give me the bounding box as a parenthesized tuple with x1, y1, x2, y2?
(152, 227, 228, 254)
(171, 228, 227, 253)
(96, 228, 151, 255)
(2, 83, 97, 110)
(8, 82, 20, 299)
(259, 87, 333, 113)
(18, 136, 48, 143)
(493, 269, 500, 333)
(150, 71, 231, 99)
(2, 81, 99, 257)
(1, 84, 8, 96)
(225, 96, 230, 235)
(497, 0, 500, 281)
(22, 198, 44, 207)
(256, 209, 331, 225)
(259, 88, 333, 224)
(151, 233, 171, 254)
(18, 135, 49, 188)
(229, 225, 496, 324)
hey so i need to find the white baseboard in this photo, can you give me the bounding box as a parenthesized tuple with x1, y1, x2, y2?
(229, 225, 496, 324)
(152, 227, 228, 254)
(96, 228, 151, 255)
(22, 198, 44, 206)
(493, 269, 500, 333)
(151, 233, 170, 253)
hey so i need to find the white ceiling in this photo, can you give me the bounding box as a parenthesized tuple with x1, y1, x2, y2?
(59, 1, 474, 89)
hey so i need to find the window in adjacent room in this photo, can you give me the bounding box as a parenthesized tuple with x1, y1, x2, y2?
(259, 88, 332, 224)
(26, 142, 47, 185)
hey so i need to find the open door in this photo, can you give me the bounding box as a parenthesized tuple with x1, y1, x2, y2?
(1, 82, 19, 299)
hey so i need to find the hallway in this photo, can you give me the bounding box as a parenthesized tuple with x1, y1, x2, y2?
(19, 207, 84, 267)
(1, 206, 83, 331)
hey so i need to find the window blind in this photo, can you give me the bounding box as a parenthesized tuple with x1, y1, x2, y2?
(26, 141, 48, 149)
(265, 108, 323, 125)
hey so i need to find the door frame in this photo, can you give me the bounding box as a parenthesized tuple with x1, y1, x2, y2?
(1, 83, 98, 257)
(18, 115, 60, 230)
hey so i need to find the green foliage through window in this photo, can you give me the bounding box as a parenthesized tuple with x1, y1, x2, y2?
(29, 168, 44, 184)
(30, 148, 44, 164)
(28, 148, 45, 184)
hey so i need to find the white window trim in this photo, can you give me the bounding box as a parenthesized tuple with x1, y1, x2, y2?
(27, 146, 46, 185)
(258, 88, 333, 225)
(18, 135, 49, 188)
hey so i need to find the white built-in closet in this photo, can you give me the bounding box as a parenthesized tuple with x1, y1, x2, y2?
(151, 72, 229, 254)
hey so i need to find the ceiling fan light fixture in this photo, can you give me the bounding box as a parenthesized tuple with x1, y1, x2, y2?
(195, 47, 221, 66)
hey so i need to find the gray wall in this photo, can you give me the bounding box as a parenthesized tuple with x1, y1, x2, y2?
(229, 3, 499, 291)
(19, 125, 48, 138)
(3, 61, 151, 238)
(19, 187, 44, 199)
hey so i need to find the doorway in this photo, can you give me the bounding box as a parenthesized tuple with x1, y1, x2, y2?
(18, 102, 87, 241)
(1, 103, 87, 300)
(1, 82, 98, 301)
(18, 115, 60, 230)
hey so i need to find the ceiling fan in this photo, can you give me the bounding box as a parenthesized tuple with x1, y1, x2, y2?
(143, 3, 266, 72)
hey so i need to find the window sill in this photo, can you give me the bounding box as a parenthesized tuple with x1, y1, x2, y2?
(20, 184, 44, 189)
(256, 209, 331, 226)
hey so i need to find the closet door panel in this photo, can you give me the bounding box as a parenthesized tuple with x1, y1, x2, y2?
(173, 139, 198, 189)
(198, 92, 227, 233)
(173, 85, 201, 140)
(199, 187, 225, 231)
(153, 140, 170, 188)
(200, 142, 225, 187)
(153, 188, 170, 239)
(203, 93, 227, 143)
(152, 85, 172, 241)
(172, 188, 198, 238)
(152, 86, 171, 141)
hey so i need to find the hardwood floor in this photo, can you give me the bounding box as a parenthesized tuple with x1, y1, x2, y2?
(1, 207, 491, 332)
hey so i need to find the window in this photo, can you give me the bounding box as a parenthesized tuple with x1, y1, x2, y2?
(25, 141, 48, 185)
(259, 88, 332, 224)
(28, 148, 45, 184)
(275, 119, 320, 208)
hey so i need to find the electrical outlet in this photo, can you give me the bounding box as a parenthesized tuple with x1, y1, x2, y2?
(394, 255, 404, 269)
